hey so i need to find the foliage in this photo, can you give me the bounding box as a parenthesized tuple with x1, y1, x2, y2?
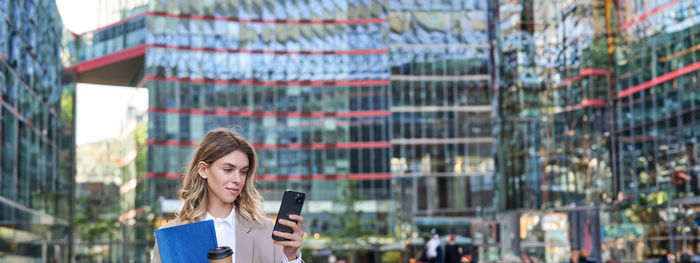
(60, 86, 74, 125)
(300, 247, 313, 262)
(134, 122, 148, 175)
(325, 176, 376, 260)
(382, 251, 402, 263)
(71, 195, 119, 242)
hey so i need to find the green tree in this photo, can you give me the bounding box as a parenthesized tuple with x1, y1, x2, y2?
(72, 195, 119, 243)
(134, 122, 148, 177)
(325, 177, 375, 262)
(381, 251, 402, 263)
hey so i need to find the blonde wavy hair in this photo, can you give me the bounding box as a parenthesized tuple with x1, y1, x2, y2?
(177, 129, 266, 227)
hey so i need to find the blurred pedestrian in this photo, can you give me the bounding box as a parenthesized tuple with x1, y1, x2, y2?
(444, 234, 463, 263)
(657, 253, 673, 263)
(425, 233, 443, 263)
(680, 252, 691, 263)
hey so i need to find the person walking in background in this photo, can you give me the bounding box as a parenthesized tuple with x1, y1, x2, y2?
(424, 233, 443, 263)
(151, 129, 305, 262)
(680, 252, 691, 263)
(444, 234, 463, 263)
(657, 253, 673, 263)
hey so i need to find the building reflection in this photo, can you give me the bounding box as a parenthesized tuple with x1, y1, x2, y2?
(495, 0, 700, 262)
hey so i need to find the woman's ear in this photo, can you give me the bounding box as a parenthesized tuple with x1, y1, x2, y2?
(197, 161, 208, 179)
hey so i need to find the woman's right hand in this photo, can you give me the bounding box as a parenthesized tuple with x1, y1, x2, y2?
(272, 214, 305, 261)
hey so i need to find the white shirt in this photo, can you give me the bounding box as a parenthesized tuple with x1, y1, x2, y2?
(204, 208, 302, 263)
(426, 235, 441, 259)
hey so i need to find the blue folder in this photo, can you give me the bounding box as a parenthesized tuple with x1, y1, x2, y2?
(155, 220, 218, 263)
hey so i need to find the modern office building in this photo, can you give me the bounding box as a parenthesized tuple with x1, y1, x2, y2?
(494, 0, 614, 261)
(68, 0, 498, 261)
(69, 0, 393, 260)
(388, 0, 496, 253)
(63, 0, 700, 261)
(0, 0, 75, 262)
(610, 0, 700, 261)
(143, 1, 395, 256)
(493, 0, 700, 262)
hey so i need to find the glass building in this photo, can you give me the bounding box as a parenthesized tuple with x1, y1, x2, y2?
(143, 3, 397, 260)
(12, 0, 698, 262)
(494, 0, 700, 262)
(69, 0, 497, 261)
(494, 0, 614, 261)
(388, 0, 495, 253)
(0, 0, 75, 262)
(66, 0, 700, 262)
(69, 0, 394, 260)
(144, 0, 393, 237)
(610, 0, 700, 261)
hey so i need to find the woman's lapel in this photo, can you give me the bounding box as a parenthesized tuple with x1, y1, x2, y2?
(235, 214, 255, 262)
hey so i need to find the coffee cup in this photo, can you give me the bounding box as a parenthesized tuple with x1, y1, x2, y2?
(207, 246, 233, 263)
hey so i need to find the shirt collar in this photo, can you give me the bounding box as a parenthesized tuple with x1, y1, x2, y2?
(204, 206, 236, 226)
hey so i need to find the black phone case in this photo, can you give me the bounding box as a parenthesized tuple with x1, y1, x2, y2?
(272, 190, 305, 241)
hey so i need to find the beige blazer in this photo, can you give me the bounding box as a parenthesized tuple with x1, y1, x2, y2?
(151, 214, 301, 263)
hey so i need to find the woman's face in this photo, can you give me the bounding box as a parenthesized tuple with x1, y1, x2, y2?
(198, 150, 249, 204)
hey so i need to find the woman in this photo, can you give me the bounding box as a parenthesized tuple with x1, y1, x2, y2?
(151, 129, 304, 262)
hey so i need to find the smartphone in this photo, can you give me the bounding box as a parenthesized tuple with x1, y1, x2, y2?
(272, 190, 306, 241)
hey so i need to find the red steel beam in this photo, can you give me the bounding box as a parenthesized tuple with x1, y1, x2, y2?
(147, 172, 392, 180)
(73, 44, 147, 73)
(619, 0, 681, 30)
(148, 108, 391, 117)
(617, 61, 700, 98)
(145, 75, 390, 86)
(147, 140, 391, 149)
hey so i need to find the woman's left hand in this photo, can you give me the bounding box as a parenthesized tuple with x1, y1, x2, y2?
(273, 214, 304, 261)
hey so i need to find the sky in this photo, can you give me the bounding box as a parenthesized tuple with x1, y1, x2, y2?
(56, 0, 150, 146)
(75, 85, 148, 146)
(55, 0, 101, 34)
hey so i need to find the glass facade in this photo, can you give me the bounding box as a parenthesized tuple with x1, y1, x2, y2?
(76, 14, 146, 63)
(72, 0, 496, 260)
(62, 0, 148, 64)
(63, 0, 700, 262)
(494, 0, 700, 262)
(388, 0, 495, 248)
(143, 0, 395, 256)
(495, 0, 547, 212)
(610, 0, 700, 261)
(494, 0, 614, 261)
(0, 0, 75, 262)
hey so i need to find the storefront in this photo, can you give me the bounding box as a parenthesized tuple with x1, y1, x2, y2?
(519, 212, 569, 262)
(601, 197, 700, 262)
